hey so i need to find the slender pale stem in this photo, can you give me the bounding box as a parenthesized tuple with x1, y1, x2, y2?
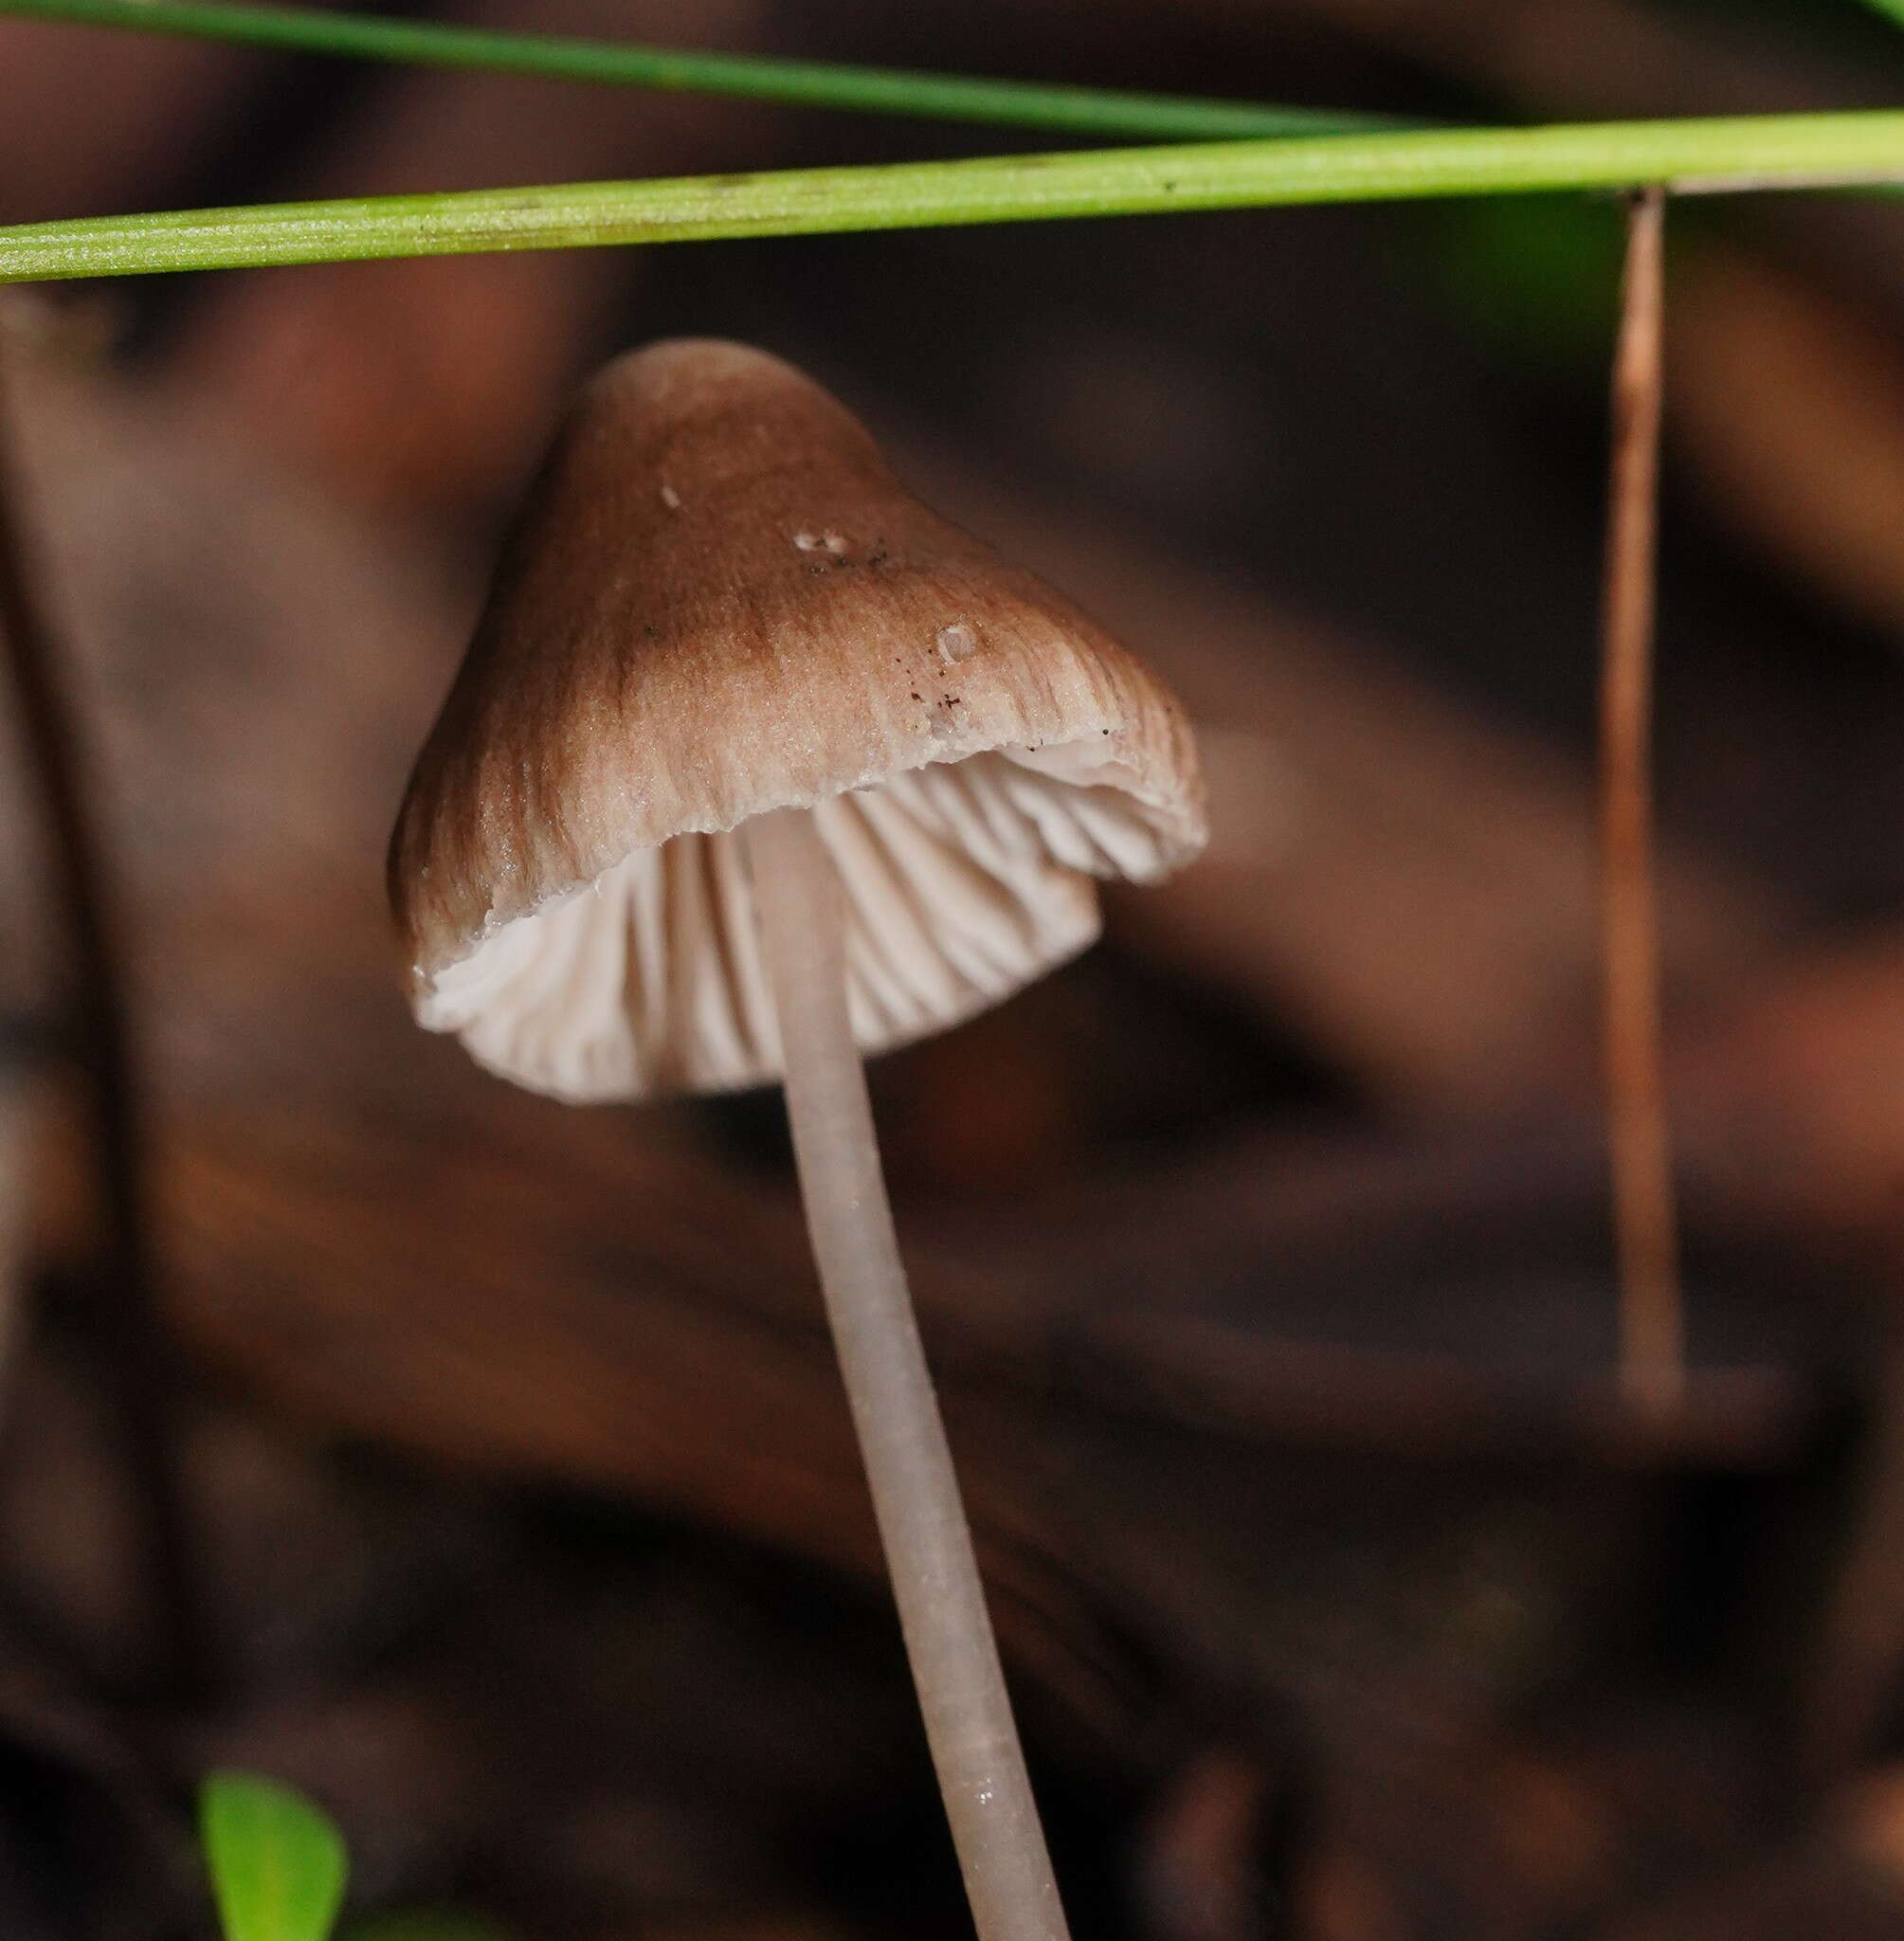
(1598, 186, 1683, 1420)
(744, 806, 1067, 1941)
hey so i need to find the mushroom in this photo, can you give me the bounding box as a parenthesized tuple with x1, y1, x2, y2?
(389, 339, 1206, 1941)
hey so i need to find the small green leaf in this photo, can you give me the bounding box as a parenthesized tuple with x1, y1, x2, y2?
(200, 1770, 350, 1941)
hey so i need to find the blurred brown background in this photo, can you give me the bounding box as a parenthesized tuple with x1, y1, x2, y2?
(3, 3, 1904, 1936)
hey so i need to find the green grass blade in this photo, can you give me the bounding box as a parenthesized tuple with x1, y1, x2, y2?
(0, 0, 1397, 141)
(4, 112, 1904, 285)
(200, 1771, 350, 1941)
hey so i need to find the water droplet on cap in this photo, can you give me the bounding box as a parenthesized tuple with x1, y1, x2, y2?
(935, 622, 979, 663)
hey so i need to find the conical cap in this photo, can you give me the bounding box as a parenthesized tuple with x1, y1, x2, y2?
(390, 338, 1205, 1099)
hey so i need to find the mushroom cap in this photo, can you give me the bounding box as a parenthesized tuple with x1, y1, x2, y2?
(390, 338, 1205, 1100)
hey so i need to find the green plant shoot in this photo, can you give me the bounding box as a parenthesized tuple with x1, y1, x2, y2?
(200, 1771, 351, 1941)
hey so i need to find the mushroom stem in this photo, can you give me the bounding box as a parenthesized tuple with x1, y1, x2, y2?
(745, 805, 1070, 1941)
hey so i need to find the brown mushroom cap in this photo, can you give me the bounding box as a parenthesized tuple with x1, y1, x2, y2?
(390, 338, 1205, 1100)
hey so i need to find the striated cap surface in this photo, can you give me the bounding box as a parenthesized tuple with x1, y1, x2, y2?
(390, 338, 1205, 1099)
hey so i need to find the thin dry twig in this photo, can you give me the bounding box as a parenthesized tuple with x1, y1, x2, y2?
(1599, 186, 1685, 1420)
(0, 315, 206, 1696)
